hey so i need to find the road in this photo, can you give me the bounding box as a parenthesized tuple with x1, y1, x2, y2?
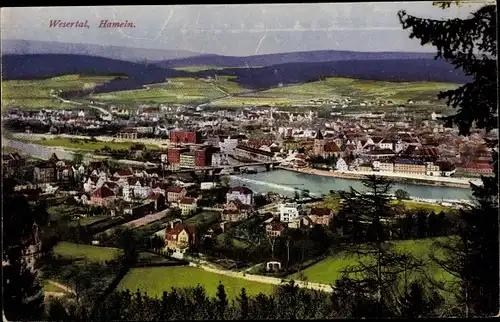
(52, 95, 112, 117)
(187, 260, 333, 293)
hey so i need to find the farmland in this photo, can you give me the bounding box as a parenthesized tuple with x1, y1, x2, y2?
(1, 74, 117, 111)
(208, 77, 458, 108)
(89, 76, 246, 105)
(117, 266, 275, 299)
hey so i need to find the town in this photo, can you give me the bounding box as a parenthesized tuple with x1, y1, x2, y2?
(2, 2, 497, 320)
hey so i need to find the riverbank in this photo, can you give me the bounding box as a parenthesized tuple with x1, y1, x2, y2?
(278, 166, 481, 189)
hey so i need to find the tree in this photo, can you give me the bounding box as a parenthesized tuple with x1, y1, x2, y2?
(118, 228, 139, 267)
(395, 189, 410, 201)
(237, 288, 249, 320)
(73, 152, 84, 165)
(337, 175, 423, 317)
(221, 175, 230, 187)
(215, 282, 228, 319)
(399, 2, 498, 317)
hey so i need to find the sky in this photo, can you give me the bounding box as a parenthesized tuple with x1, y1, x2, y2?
(1, 2, 492, 56)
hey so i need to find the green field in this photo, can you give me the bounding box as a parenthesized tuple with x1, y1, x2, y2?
(118, 266, 275, 299)
(393, 200, 454, 213)
(89, 76, 246, 105)
(75, 215, 109, 227)
(209, 77, 458, 108)
(216, 233, 250, 249)
(54, 242, 120, 262)
(19, 137, 158, 151)
(290, 238, 453, 287)
(1, 74, 118, 111)
(185, 211, 221, 225)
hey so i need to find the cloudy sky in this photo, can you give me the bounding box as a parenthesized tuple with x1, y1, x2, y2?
(1, 2, 490, 56)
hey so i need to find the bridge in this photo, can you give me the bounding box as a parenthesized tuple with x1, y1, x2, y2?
(165, 161, 282, 175)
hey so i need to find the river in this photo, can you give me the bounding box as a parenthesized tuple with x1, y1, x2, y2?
(230, 169, 473, 200)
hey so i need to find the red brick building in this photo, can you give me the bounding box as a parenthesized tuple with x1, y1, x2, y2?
(195, 149, 207, 167)
(170, 130, 202, 144)
(167, 147, 189, 165)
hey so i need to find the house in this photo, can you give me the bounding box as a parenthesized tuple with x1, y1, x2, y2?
(179, 197, 197, 215)
(33, 162, 57, 183)
(279, 202, 303, 223)
(308, 207, 334, 226)
(288, 215, 314, 229)
(358, 163, 373, 172)
(165, 223, 197, 251)
(57, 165, 74, 182)
(221, 199, 251, 222)
(166, 187, 187, 203)
(226, 187, 254, 206)
(335, 157, 348, 171)
(89, 186, 116, 206)
(266, 218, 285, 237)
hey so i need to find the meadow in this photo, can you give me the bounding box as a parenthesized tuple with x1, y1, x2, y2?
(1, 74, 117, 111)
(289, 237, 454, 290)
(89, 76, 246, 104)
(117, 266, 275, 299)
(209, 77, 458, 108)
(53, 242, 120, 262)
(313, 194, 453, 214)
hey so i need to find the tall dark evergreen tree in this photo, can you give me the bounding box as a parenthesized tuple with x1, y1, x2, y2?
(399, 2, 498, 317)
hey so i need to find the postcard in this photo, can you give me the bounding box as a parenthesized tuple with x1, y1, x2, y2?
(1, 2, 498, 321)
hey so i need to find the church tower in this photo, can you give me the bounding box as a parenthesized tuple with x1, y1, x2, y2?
(314, 129, 325, 156)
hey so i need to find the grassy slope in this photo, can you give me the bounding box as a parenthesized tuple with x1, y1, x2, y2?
(54, 242, 120, 262)
(118, 266, 275, 299)
(2, 74, 117, 111)
(290, 237, 454, 287)
(210, 77, 458, 107)
(89, 76, 245, 104)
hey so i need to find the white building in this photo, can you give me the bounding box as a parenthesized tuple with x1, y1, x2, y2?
(335, 157, 348, 171)
(279, 202, 303, 223)
(226, 187, 254, 205)
(219, 137, 239, 154)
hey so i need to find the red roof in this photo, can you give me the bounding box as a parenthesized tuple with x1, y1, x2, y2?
(114, 169, 134, 177)
(165, 223, 197, 241)
(167, 187, 185, 193)
(92, 186, 115, 198)
(180, 197, 196, 205)
(267, 219, 285, 231)
(310, 207, 332, 217)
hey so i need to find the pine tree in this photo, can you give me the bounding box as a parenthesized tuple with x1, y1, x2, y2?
(399, 2, 498, 317)
(215, 282, 228, 319)
(237, 287, 249, 320)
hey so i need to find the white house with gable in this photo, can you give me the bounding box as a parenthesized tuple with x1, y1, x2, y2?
(335, 157, 348, 171)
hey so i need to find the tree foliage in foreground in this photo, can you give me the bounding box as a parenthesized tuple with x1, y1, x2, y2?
(399, 2, 498, 317)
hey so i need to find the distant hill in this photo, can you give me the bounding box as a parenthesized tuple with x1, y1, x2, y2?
(1, 53, 468, 96)
(1, 54, 191, 94)
(2, 39, 199, 63)
(154, 50, 437, 68)
(194, 59, 469, 89)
